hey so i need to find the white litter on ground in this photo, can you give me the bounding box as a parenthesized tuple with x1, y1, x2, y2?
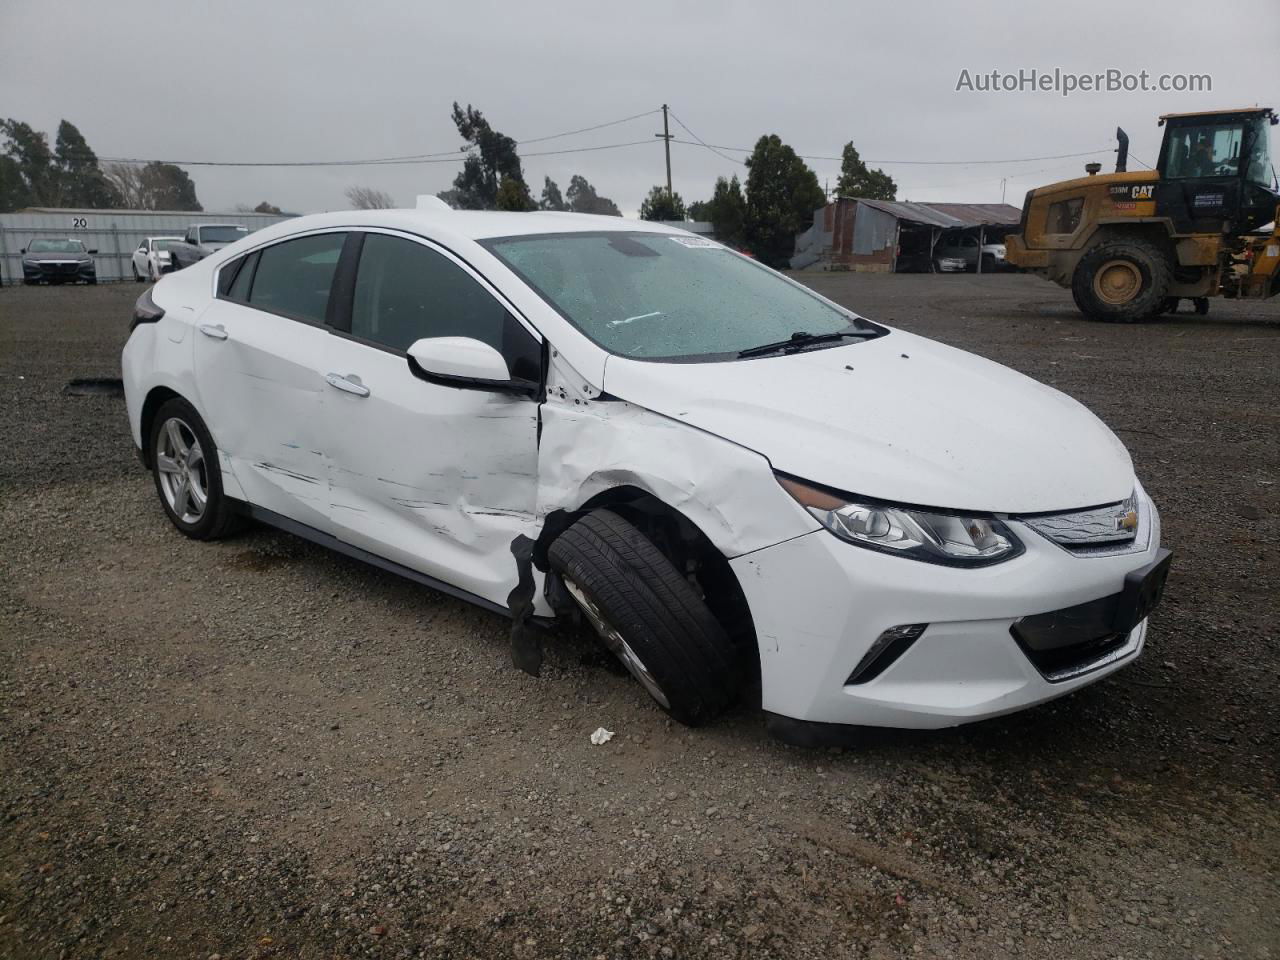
(590, 727, 614, 745)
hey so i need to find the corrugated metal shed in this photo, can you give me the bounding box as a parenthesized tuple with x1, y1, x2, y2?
(791, 198, 1022, 270)
(0, 207, 295, 283)
(852, 199, 1021, 229)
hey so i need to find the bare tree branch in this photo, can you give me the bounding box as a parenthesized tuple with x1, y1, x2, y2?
(345, 185, 395, 210)
(104, 162, 146, 209)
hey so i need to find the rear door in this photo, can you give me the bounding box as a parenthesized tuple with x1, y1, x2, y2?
(319, 230, 542, 608)
(191, 231, 347, 530)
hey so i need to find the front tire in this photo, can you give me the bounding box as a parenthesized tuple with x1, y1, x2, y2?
(133, 264, 143, 282)
(549, 509, 744, 726)
(1071, 238, 1172, 322)
(149, 398, 242, 540)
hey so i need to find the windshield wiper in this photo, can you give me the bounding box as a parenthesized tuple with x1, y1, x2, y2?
(737, 329, 875, 359)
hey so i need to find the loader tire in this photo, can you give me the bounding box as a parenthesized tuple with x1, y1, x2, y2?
(1071, 238, 1172, 323)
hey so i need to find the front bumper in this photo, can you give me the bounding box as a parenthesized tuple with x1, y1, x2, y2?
(23, 261, 95, 282)
(732, 489, 1165, 729)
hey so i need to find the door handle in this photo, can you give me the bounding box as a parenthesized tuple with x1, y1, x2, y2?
(198, 323, 228, 340)
(325, 372, 370, 398)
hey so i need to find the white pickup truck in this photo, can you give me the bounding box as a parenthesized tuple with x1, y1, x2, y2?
(166, 223, 251, 271)
(935, 233, 1007, 272)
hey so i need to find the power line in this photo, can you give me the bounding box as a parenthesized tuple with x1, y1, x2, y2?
(99, 109, 662, 168)
(518, 108, 660, 145)
(101, 138, 658, 168)
(667, 111, 743, 167)
(669, 137, 1113, 167)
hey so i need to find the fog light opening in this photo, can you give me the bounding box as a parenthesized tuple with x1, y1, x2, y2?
(846, 623, 927, 685)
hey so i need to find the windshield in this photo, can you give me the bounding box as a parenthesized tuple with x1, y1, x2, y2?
(1244, 116, 1274, 187)
(1163, 121, 1247, 179)
(152, 238, 179, 251)
(28, 239, 86, 254)
(200, 226, 248, 243)
(484, 232, 873, 361)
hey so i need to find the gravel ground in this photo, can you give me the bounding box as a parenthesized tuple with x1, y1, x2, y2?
(1, 275, 1277, 960)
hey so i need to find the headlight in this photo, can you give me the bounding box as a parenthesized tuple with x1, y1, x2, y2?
(777, 474, 1024, 566)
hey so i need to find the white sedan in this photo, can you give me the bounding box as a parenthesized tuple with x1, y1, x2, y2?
(121, 202, 1171, 740)
(131, 236, 183, 282)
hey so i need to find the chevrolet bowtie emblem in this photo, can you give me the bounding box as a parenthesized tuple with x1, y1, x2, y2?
(1117, 509, 1138, 532)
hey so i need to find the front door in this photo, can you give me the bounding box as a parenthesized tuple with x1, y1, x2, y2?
(320, 231, 542, 609)
(191, 231, 347, 531)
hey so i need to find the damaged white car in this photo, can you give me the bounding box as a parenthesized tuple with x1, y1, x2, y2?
(121, 202, 1171, 741)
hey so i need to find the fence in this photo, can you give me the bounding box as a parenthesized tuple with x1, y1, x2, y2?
(0, 208, 296, 284)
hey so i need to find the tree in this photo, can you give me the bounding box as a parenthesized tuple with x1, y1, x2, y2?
(686, 200, 711, 220)
(743, 134, 825, 267)
(0, 155, 31, 212)
(565, 174, 620, 216)
(705, 175, 746, 248)
(345, 185, 395, 209)
(835, 142, 896, 200)
(448, 103, 530, 210)
(495, 175, 535, 212)
(253, 201, 283, 214)
(54, 120, 119, 208)
(540, 176, 567, 211)
(104, 160, 201, 210)
(139, 162, 201, 211)
(0, 119, 58, 206)
(639, 185, 686, 221)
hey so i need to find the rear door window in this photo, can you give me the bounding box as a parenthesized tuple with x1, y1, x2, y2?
(246, 233, 345, 324)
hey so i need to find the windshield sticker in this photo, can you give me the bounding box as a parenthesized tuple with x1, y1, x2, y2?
(668, 236, 719, 248)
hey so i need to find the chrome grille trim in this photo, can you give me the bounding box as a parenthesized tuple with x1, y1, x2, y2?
(1017, 490, 1150, 557)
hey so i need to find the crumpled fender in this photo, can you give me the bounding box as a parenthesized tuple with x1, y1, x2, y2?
(535, 351, 818, 560)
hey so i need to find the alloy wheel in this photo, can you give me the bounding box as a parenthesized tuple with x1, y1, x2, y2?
(562, 576, 672, 709)
(155, 416, 208, 524)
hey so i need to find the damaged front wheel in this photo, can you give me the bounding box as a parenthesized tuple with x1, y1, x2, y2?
(549, 509, 744, 726)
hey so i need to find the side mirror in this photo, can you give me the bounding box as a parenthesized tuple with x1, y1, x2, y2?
(19, 247, 25, 254)
(406, 337, 535, 395)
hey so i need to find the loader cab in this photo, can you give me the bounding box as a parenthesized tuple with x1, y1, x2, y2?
(1156, 108, 1278, 234)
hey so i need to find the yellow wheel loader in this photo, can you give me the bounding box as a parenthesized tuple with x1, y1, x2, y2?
(1005, 107, 1279, 321)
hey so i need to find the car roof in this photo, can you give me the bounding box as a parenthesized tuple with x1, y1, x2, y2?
(263, 208, 689, 241)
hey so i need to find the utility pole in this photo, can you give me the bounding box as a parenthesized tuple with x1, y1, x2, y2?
(1000, 177, 1007, 204)
(655, 104, 673, 198)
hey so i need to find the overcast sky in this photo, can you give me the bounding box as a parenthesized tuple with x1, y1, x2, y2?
(3, 0, 1277, 216)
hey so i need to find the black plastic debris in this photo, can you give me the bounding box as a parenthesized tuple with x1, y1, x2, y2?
(63, 378, 125, 397)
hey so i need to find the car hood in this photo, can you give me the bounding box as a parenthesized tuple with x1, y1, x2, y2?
(601, 330, 1134, 514)
(25, 252, 89, 261)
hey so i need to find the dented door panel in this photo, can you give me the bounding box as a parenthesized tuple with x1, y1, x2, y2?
(191, 298, 332, 530)
(322, 336, 540, 609)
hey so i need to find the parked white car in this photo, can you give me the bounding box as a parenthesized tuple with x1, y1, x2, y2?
(121, 205, 1170, 740)
(131, 236, 182, 282)
(936, 233, 1007, 271)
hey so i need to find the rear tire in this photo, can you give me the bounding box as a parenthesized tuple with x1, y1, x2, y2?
(149, 397, 243, 541)
(548, 509, 744, 726)
(1071, 238, 1172, 322)
(1193, 297, 1210, 315)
